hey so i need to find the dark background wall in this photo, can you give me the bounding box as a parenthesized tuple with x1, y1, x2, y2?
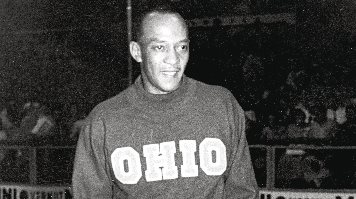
(0, 0, 129, 113)
(0, 0, 355, 113)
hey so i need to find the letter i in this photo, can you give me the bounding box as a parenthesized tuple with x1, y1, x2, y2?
(179, 140, 198, 177)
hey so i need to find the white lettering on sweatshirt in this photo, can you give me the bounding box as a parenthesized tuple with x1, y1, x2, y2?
(111, 147, 143, 184)
(111, 138, 227, 184)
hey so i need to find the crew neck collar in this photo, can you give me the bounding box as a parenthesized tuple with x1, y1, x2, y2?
(128, 75, 195, 113)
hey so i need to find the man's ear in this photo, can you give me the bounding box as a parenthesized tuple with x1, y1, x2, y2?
(129, 41, 142, 63)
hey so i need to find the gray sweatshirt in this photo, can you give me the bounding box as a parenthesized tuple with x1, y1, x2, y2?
(72, 76, 258, 199)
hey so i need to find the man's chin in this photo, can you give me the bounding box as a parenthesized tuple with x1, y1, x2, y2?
(160, 83, 181, 93)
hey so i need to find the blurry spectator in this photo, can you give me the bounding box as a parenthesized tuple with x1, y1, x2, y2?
(62, 104, 87, 143)
(260, 114, 286, 143)
(20, 102, 55, 136)
(334, 102, 356, 145)
(335, 106, 347, 125)
(245, 110, 257, 122)
(308, 118, 328, 141)
(276, 149, 334, 189)
(3, 101, 56, 145)
(17, 102, 41, 134)
(31, 113, 55, 136)
(308, 106, 335, 144)
(295, 102, 311, 123)
(286, 108, 309, 143)
(0, 100, 21, 143)
(301, 154, 332, 188)
(327, 108, 335, 121)
(70, 118, 86, 141)
(245, 110, 263, 144)
(284, 64, 310, 109)
(0, 100, 20, 130)
(0, 107, 14, 130)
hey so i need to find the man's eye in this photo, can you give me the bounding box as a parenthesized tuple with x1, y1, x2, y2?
(178, 44, 188, 51)
(153, 45, 165, 51)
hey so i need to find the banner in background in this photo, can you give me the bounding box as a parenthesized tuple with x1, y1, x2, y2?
(260, 190, 356, 199)
(0, 184, 71, 199)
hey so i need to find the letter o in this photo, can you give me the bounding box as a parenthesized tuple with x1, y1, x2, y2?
(111, 147, 142, 184)
(199, 138, 227, 176)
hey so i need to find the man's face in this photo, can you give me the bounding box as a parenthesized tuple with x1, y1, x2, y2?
(131, 12, 189, 94)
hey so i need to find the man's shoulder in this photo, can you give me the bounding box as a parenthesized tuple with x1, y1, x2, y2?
(89, 86, 134, 117)
(190, 77, 234, 100)
(188, 77, 244, 113)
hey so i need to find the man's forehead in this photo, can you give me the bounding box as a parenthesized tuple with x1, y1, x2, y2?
(142, 12, 187, 31)
(144, 12, 183, 23)
(140, 12, 188, 43)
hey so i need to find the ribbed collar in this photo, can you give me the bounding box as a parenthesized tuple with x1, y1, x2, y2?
(127, 75, 195, 114)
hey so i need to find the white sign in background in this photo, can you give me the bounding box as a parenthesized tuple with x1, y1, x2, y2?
(0, 184, 70, 199)
(259, 190, 356, 199)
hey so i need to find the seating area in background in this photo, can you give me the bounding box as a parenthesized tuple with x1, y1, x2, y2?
(245, 90, 356, 146)
(1, 56, 355, 147)
(0, 99, 88, 146)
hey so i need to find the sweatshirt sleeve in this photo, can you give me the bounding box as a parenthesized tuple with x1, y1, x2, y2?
(224, 93, 258, 199)
(72, 113, 113, 199)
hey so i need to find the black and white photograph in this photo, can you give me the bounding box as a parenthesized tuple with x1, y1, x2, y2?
(1, 0, 355, 198)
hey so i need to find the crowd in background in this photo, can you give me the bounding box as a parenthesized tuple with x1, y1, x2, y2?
(240, 57, 356, 146)
(0, 12, 355, 189)
(0, 99, 87, 146)
(1, 27, 355, 188)
(0, 100, 55, 145)
(188, 26, 356, 146)
(0, 54, 355, 147)
(2, 64, 355, 188)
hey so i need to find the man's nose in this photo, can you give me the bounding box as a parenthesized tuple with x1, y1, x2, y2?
(164, 48, 179, 65)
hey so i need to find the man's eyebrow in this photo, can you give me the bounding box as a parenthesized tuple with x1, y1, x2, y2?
(180, 39, 190, 43)
(145, 38, 190, 44)
(146, 38, 165, 43)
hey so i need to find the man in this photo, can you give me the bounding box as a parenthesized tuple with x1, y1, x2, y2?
(72, 3, 258, 198)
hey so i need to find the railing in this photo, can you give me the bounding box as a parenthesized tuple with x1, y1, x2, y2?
(1, 144, 356, 192)
(0, 145, 75, 186)
(251, 144, 356, 190)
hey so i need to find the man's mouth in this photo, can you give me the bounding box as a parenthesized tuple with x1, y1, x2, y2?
(162, 71, 179, 76)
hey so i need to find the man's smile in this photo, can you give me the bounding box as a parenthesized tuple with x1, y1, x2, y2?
(161, 70, 179, 76)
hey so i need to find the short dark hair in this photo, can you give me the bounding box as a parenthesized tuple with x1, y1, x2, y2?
(131, 0, 185, 42)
